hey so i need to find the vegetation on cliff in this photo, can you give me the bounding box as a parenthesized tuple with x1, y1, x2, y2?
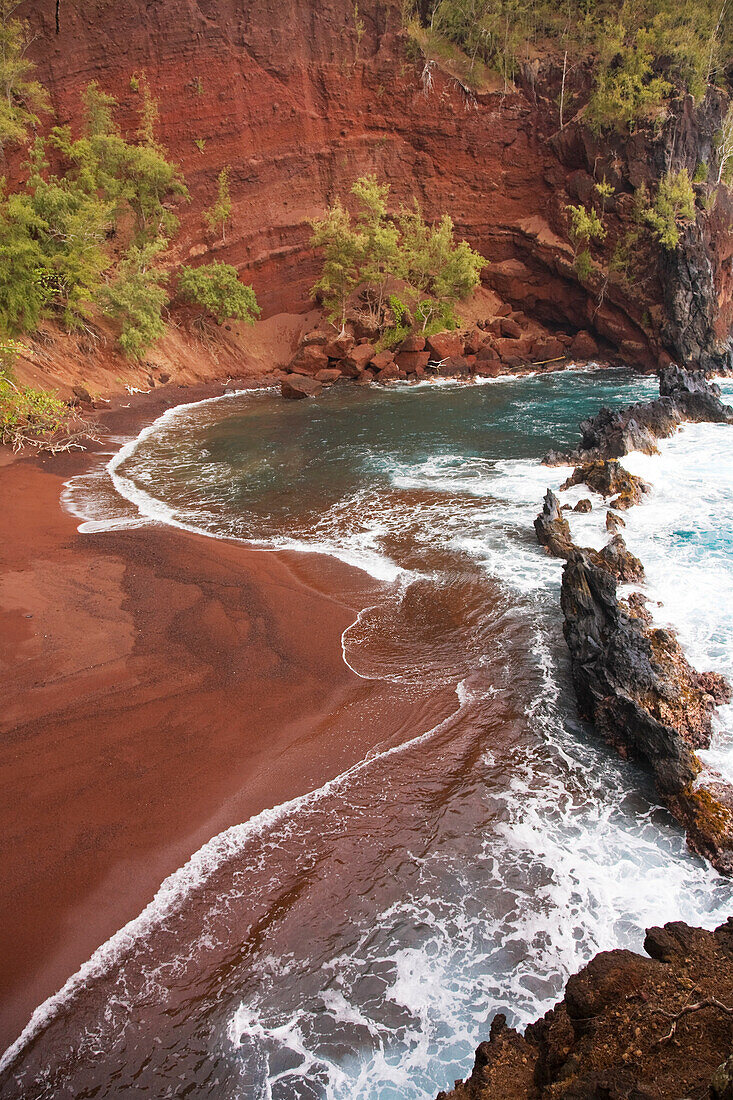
(406, 0, 731, 128)
(0, 1, 259, 449)
(310, 174, 485, 338)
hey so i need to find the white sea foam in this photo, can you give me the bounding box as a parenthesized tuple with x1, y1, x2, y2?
(27, 372, 733, 1100)
(0, 682, 470, 1078)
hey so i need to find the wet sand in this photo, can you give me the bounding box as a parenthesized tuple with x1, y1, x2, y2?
(0, 392, 456, 1050)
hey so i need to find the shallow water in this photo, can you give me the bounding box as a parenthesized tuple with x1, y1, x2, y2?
(4, 369, 733, 1099)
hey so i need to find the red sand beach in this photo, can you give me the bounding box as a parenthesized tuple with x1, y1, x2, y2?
(0, 391, 457, 1049)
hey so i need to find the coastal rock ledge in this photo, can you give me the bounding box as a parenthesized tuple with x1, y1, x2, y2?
(437, 918, 733, 1100)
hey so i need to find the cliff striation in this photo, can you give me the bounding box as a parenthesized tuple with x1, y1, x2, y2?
(10, 0, 733, 399)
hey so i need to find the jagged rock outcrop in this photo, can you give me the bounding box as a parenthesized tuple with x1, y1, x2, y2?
(561, 459, 650, 508)
(438, 918, 733, 1100)
(561, 550, 732, 869)
(534, 489, 573, 558)
(535, 365, 733, 871)
(535, 484, 645, 582)
(545, 365, 733, 464)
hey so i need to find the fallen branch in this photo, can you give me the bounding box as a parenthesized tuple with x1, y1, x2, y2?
(654, 997, 733, 1044)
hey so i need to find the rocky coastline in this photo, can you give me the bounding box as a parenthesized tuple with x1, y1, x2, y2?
(277, 306, 608, 398)
(439, 367, 733, 1100)
(438, 918, 733, 1100)
(536, 365, 733, 872)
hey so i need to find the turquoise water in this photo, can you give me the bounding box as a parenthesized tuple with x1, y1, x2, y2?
(5, 369, 733, 1100)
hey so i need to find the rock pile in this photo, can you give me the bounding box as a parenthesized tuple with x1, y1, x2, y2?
(280, 311, 606, 397)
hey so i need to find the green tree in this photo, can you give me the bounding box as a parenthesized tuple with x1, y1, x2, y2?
(351, 174, 399, 324)
(0, 184, 48, 332)
(102, 239, 169, 357)
(204, 167, 232, 241)
(397, 202, 485, 329)
(310, 199, 366, 332)
(26, 137, 115, 328)
(587, 23, 672, 132)
(0, 0, 49, 155)
(643, 167, 697, 249)
(177, 262, 260, 324)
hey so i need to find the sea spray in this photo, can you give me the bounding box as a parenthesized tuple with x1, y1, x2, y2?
(10, 369, 733, 1099)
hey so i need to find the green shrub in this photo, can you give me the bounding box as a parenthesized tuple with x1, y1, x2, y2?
(177, 262, 260, 325)
(102, 240, 169, 357)
(643, 168, 696, 249)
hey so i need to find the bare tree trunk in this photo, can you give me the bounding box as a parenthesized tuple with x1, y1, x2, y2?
(559, 49, 567, 130)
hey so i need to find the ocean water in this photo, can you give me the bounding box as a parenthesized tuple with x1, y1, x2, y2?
(4, 369, 733, 1099)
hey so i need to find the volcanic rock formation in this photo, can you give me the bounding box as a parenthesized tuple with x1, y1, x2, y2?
(437, 918, 733, 1099)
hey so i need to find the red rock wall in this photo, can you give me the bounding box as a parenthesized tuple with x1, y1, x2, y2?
(15, 0, 733, 368)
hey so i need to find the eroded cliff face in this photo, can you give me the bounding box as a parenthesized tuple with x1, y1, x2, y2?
(16, 0, 733, 389)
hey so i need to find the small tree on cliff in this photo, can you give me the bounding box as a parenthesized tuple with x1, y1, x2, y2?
(0, 0, 49, 154)
(177, 262, 260, 325)
(204, 167, 233, 242)
(310, 199, 366, 333)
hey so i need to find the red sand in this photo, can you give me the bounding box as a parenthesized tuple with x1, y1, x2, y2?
(0, 396, 456, 1049)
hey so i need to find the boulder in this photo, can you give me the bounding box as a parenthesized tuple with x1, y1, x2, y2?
(476, 343, 500, 363)
(474, 361, 502, 378)
(533, 337, 566, 362)
(573, 498, 592, 513)
(314, 368, 342, 383)
(500, 317, 523, 339)
(281, 375, 323, 399)
(370, 349, 395, 371)
(376, 362, 400, 381)
(395, 350, 430, 372)
(322, 334, 355, 359)
(342, 343, 377, 375)
(570, 330, 600, 360)
(301, 330, 329, 346)
(399, 334, 426, 353)
(288, 344, 329, 375)
(426, 331, 464, 360)
(605, 510, 626, 533)
(463, 328, 486, 355)
(438, 356, 471, 377)
(494, 336, 533, 363)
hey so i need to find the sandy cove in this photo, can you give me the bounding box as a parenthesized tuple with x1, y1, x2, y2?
(0, 386, 460, 1050)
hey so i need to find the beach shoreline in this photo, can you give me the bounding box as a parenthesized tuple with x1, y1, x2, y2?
(0, 386, 458, 1051)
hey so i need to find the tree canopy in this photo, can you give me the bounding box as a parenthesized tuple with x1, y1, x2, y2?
(310, 175, 486, 332)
